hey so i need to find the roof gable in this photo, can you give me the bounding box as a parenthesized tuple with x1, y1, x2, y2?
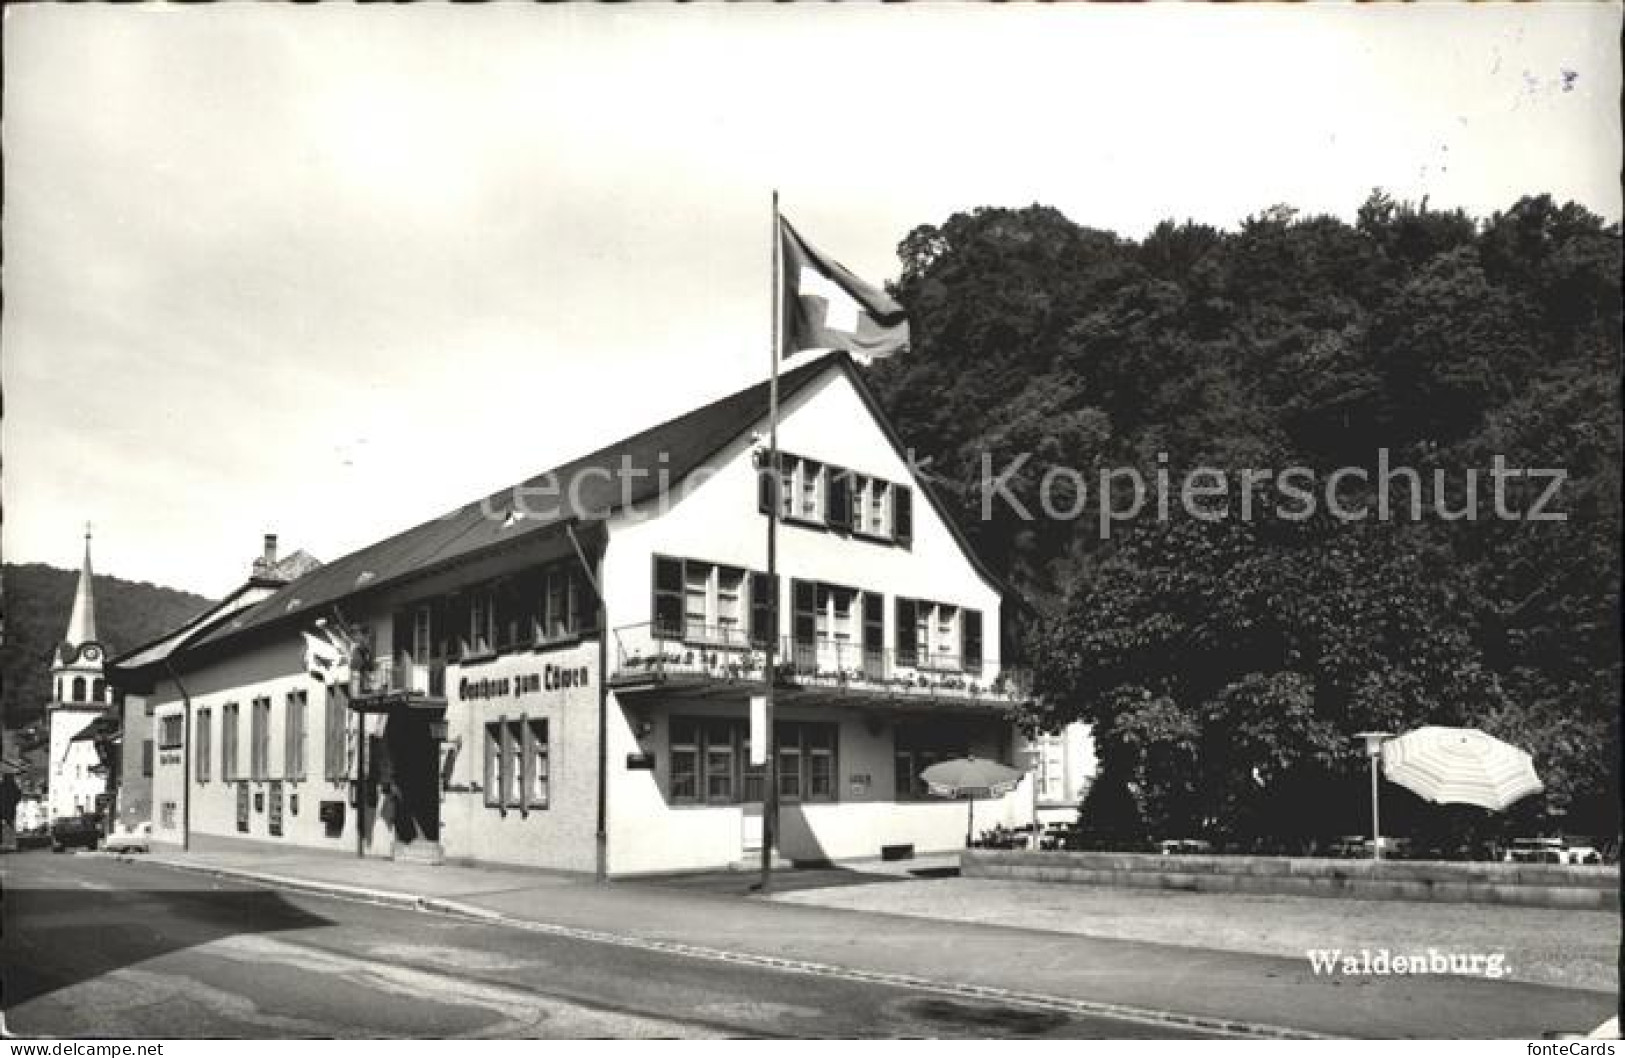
(188, 352, 845, 651)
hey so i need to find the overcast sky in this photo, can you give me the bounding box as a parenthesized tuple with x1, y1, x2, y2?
(4, 3, 1620, 602)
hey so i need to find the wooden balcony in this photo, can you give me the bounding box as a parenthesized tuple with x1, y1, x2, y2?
(609, 622, 1030, 712)
(347, 652, 448, 714)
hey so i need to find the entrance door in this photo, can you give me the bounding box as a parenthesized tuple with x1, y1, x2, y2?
(383, 710, 443, 863)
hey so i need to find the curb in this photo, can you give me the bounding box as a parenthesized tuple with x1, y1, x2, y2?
(125, 853, 1337, 1041)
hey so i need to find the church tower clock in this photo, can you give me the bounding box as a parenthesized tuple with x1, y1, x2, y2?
(46, 526, 113, 822)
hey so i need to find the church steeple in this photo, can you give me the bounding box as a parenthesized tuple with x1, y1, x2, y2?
(51, 525, 108, 709)
(64, 524, 99, 649)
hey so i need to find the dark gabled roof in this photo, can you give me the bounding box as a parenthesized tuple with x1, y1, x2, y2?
(189, 352, 845, 652)
(176, 349, 1021, 662)
(106, 580, 279, 690)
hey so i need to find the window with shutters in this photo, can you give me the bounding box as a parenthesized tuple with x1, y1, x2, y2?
(525, 719, 550, 809)
(483, 722, 503, 807)
(158, 713, 184, 749)
(809, 583, 859, 649)
(654, 556, 763, 646)
(790, 457, 824, 522)
(857, 475, 893, 538)
(142, 739, 154, 778)
(963, 609, 984, 674)
(896, 599, 983, 673)
(484, 718, 548, 811)
(325, 695, 350, 781)
(285, 690, 307, 781)
(652, 556, 685, 638)
(222, 702, 240, 781)
(761, 453, 910, 550)
(507, 720, 524, 806)
(196, 708, 212, 782)
(749, 572, 776, 647)
(251, 697, 272, 780)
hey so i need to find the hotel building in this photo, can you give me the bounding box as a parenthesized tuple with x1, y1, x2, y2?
(112, 353, 1053, 875)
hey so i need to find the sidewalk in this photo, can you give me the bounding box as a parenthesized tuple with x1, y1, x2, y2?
(120, 838, 1615, 1040)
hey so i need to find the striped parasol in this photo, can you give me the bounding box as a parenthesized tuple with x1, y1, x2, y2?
(1381, 726, 1543, 812)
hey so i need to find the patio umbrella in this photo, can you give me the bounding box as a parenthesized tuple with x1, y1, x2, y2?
(920, 757, 1026, 847)
(1381, 726, 1543, 812)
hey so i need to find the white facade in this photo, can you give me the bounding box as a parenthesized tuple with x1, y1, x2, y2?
(1027, 723, 1098, 825)
(138, 357, 1035, 874)
(46, 707, 106, 820)
(16, 798, 50, 833)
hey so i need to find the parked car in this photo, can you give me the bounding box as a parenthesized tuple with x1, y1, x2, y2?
(1040, 823, 1083, 851)
(103, 821, 152, 854)
(15, 825, 52, 851)
(1504, 836, 1602, 865)
(1156, 838, 1214, 856)
(49, 815, 102, 853)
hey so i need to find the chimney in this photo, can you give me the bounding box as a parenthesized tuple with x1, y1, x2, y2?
(253, 533, 279, 578)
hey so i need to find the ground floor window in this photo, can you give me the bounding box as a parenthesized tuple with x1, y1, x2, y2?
(325, 694, 348, 781)
(484, 717, 549, 811)
(668, 716, 837, 805)
(196, 707, 212, 782)
(895, 718, 992, 800)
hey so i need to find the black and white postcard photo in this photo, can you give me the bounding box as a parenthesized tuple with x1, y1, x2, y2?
(1, 2, 1619, 1047)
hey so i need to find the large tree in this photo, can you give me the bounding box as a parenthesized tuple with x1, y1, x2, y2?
(868, 194, 1621, 843)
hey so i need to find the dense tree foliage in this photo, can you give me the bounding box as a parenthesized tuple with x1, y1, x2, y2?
(868, 193, 1620, 845)
(1, 564, 215, 731)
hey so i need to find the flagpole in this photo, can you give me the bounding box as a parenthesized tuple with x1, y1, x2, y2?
(760, 190, 782, 894)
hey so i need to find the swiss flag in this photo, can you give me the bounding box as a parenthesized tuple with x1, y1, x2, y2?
(779, 217, 909, 363)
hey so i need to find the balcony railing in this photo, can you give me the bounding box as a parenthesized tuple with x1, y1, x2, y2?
(610, 622, 1031, 706)
(351, 652, 448, 701)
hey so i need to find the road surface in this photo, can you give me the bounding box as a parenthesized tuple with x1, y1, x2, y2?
(2, 851, 1212, 1039)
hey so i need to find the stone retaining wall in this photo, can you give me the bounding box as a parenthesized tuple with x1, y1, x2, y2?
(961, 850, 1619, 910)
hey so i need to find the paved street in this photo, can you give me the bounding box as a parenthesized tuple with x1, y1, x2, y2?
(1, 852, 1209, 1039)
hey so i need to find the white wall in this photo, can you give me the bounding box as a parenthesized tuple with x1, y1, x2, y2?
(603, 367, 1005, 678)
(149, 633, 379, 852)
(597, 363, 1025, 874)
(606, 696, 1027, 875)
(440, 640, 601, 872)
(46, 706, 104, 820)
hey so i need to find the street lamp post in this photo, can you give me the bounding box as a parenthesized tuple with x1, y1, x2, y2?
(1354, 731, 1393, 860)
